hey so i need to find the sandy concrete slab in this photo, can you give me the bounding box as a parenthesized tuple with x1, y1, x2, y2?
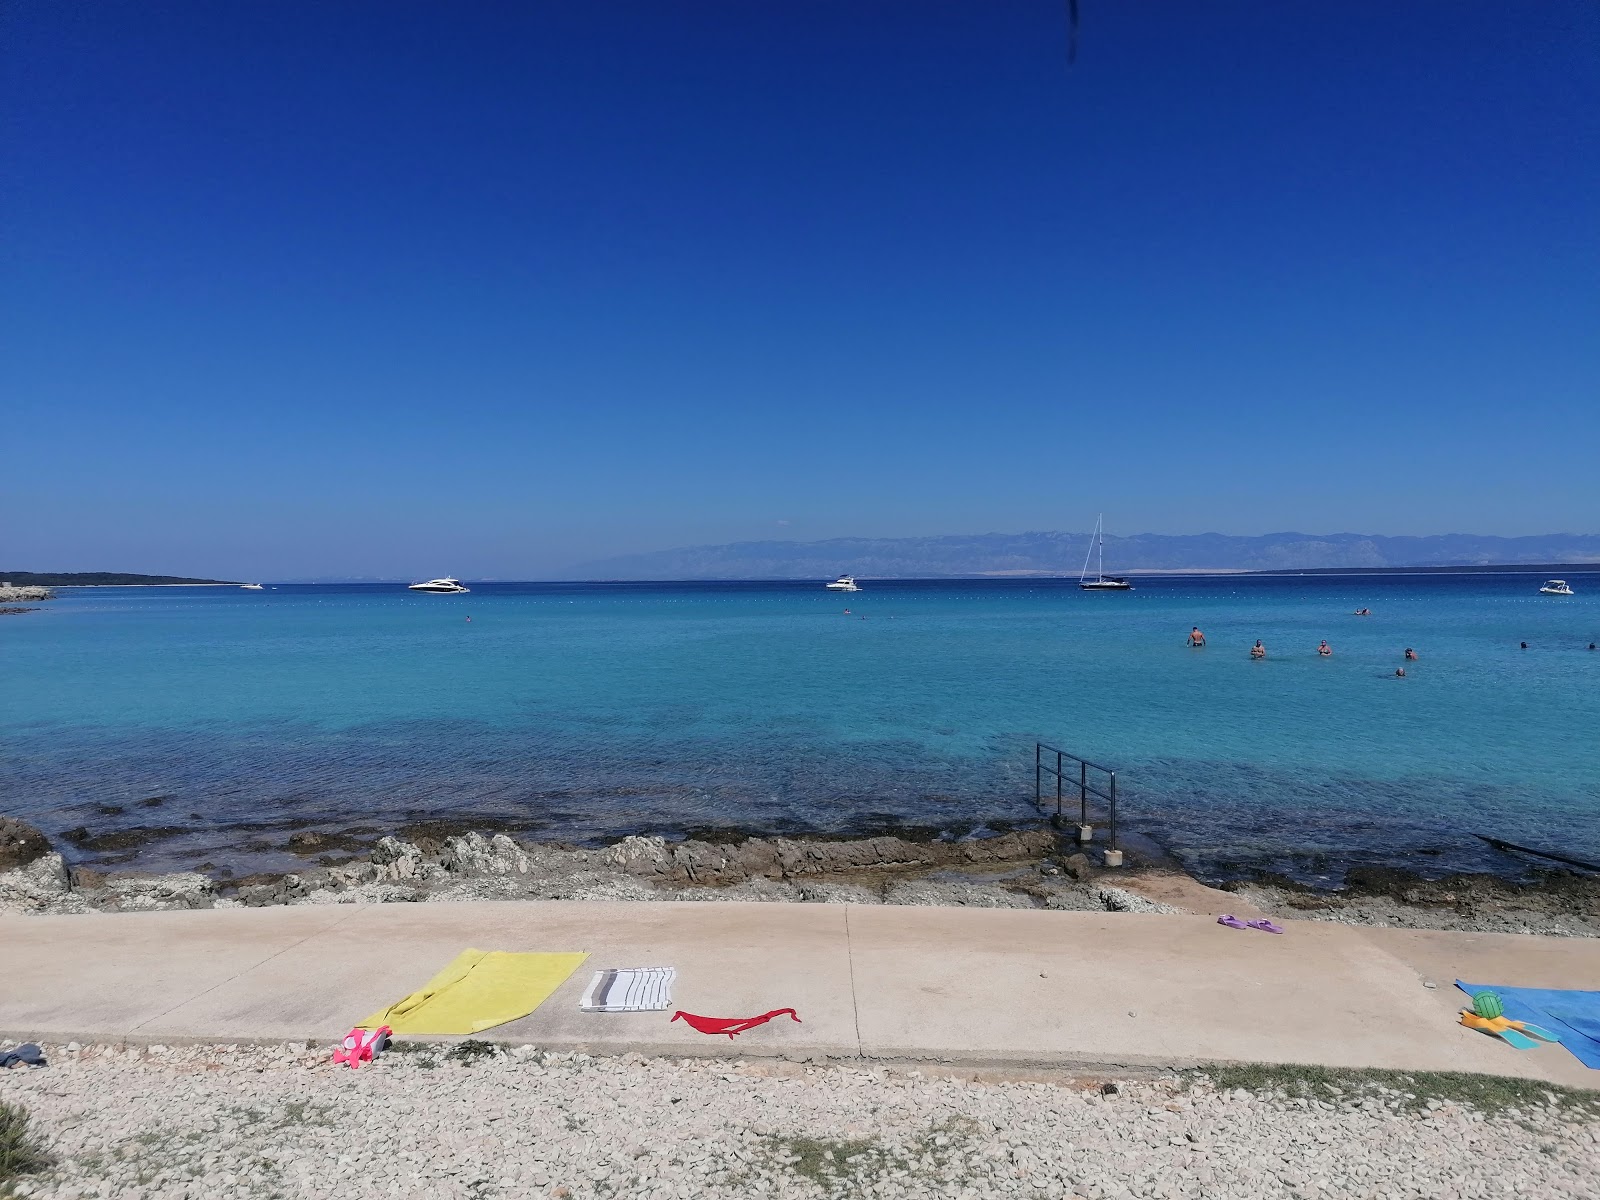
(1352, 925, 1600, 1090)
(131, 901, 857, 1058)
(4, 903, 1598, 1086)
(0, 907, 362, 1042)
(844, 907, 1592, 1079)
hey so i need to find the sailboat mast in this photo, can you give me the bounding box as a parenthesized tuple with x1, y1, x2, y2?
(1097, 514, 1104, 582)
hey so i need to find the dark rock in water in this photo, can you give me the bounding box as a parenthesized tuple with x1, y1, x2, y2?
(0, 817, 52, 871)
(140, 796, 167, 808)
(68, 826, 188, 853)
(95, 804, 125, 816)
(1062, 853, 1093, 880)
(62, 826, 91, 844)
(284, 829, 370, 857)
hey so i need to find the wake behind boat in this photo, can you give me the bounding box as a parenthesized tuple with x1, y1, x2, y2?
(1079, 515, 1132, 591)
(409, 576, 470, 594)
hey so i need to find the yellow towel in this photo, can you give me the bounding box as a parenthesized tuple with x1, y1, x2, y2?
(362, 948, 589, 1035)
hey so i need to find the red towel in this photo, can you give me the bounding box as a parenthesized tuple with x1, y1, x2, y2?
(671, 1008, 801, 1039)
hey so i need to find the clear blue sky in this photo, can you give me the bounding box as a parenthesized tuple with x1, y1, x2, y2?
(4, 1, 1597, 579)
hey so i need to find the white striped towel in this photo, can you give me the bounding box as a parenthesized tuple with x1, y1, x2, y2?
(580, 966, 676, 1012)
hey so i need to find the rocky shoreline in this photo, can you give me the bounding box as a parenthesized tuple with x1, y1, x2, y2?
(3, 813, 1598, 934)
(0, 817, 1181, 917)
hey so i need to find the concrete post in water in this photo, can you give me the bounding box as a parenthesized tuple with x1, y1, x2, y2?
(1076, 824, 1094, 845)
(1102, 848, 1124, 868)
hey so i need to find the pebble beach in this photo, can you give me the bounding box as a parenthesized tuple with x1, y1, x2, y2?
(3, 1042, 1598, 1200)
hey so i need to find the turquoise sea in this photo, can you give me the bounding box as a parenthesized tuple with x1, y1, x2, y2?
(4, 575, 1598, 883)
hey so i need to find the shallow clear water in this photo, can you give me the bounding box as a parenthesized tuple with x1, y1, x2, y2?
(4, 575, 1598, 882)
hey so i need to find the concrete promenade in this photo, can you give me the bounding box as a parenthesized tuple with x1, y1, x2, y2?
(2, 902, 1596, 1088)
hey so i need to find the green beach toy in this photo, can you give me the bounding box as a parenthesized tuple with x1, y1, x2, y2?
(1472, 991, 1505, 1019)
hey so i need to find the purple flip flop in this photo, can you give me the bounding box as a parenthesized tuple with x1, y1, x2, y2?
(1217, 914, 1248, 929)
(1245, 919, 1285, 934)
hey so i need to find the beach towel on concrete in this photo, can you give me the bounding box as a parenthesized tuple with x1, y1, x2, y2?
(1457, 981, 1600, 1069)
(581, 966, 676, 1012)
(363, 949, 588, 1035)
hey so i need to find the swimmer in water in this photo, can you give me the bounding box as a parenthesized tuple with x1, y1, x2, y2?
(1353, 608, 1371, 616)
(1521, 641, 1529, 649)
(1250, 640, 1266, 659)
(1317, 640, 1331, 656)
(1590, 643, 1597, 651)
(1187, 626, 1206, 647)
(1395, 667, 1406, 678)
(1404, 647, 1417, 661)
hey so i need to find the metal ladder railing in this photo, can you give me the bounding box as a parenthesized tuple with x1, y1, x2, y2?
(1034, 742, 1121, 862)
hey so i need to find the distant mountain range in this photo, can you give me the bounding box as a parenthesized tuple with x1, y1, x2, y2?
(569, 531, 1600, 580)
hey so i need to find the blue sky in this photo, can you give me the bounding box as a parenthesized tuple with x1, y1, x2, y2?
(4, 1, 1597, 579)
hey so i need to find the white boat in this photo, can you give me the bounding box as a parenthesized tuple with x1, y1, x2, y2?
(1538, 579, 1575, 596)
(239, 583, 264, 590)
(825, 574, 861, 592)
(409, 576, 470, 594)
(1079, 515, 1133, 591)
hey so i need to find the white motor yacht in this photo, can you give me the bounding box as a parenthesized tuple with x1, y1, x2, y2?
(409, 576, 471, 594)
(1538, 579, 1575, 596)
(239, 583, 264, 590)
(825, 575, 861, 592)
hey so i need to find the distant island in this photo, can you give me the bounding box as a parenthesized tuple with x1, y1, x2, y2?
(0, 571, 236, 587)
(568, 531, 1600, 580)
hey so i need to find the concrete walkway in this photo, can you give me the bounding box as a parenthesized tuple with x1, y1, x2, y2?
(2, 902, 1597, 1088)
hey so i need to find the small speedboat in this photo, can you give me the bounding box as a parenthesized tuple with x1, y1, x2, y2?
(239, 583, 264, 590)
(409, 576, 470, 594)
(1538, 579, 1575, 596)
(826, 575, 861, 592)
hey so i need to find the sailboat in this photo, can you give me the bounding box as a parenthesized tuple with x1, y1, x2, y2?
(1079, 515, 1133, 591)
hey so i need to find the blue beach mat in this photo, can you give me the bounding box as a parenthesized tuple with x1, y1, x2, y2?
(1457, 981, 1600, 1069)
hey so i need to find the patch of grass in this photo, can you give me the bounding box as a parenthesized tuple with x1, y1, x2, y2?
(444, 1039, 501, 1065)
(0, 1101, 53, 1194)
(1185, 1063, 1600, 1116)
(761, 1118, 986, 1192)
(767, 1135, 881, 1187)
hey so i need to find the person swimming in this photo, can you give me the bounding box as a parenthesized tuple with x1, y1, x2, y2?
(1395, 667, 1406, 678)
(1521, 641, 1529, 649)
(1353, 608, 1371, 616)
(1187, 626, 1206, 647)
(1250, 640, 1266, 659)
(1404, 647, 1417, 661)
(1317, 640, 1331, 656)
(1590, 643, 1597, 651)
